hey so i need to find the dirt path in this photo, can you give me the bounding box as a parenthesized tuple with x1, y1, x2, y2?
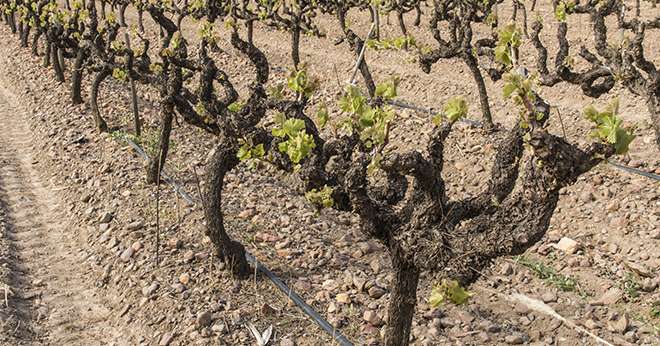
(0, 85, 127, 345)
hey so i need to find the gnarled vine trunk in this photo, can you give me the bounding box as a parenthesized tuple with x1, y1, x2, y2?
(71, 47, 86, 104)
(384, 258, 420, 346)
(203, 139, 250, 278)
(51, 45, 65, 82)
(146, 103, 174, 184)
(90, 68, 110, 132)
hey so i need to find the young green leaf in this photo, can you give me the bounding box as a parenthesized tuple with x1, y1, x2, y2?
(375, 78, 399, 101)
(316, 102, 329, 129)
(584, 99, 635, 154)
(305, 185, 334, 208)
(443, 96, 468, 123)
(429, 279, 472, 307)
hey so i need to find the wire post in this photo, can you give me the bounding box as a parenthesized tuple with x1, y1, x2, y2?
(348, 23, 376, 86)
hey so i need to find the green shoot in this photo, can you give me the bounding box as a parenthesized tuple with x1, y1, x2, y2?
(305, 185, 334, 208)
(429, 279, 472, 307)
(583, 98, 635, 154)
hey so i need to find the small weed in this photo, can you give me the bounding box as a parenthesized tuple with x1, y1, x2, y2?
(110, 128, 176, 158)
(514, 256, 579, 292)
(650, 300, 660, 319)
(622, 272, 641, 300)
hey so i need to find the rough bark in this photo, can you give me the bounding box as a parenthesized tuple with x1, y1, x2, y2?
(146, 103, 174, 184)
(291, 26, 301, 68)
(463, 50, 493, 129)
(90, 68, 110, 132)
(203, 138, 250, 278)
(51, 45, 65, 82)
(384, 258, 420, 346)
(20, 24, 29, 47)
(71, 48, 86, 104)
(31, 31, 41, 56)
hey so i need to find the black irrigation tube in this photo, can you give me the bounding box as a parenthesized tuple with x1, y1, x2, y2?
(607, 160, 660, 181)
(388, 98, 659, 182)
(115, 135, 354, 346)
(244, 252, 353, 346)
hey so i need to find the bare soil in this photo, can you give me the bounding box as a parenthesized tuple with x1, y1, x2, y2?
(0, 79, 144, 344)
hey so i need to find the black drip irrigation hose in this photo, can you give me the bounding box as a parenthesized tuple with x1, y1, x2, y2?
(387, 98, 659, 182)
(115, 135, 354, 346)
(607, 160, 660, 181)
(245, 253, 353, 346)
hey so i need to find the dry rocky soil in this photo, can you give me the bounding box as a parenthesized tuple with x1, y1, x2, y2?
(0, 2, 659, 346)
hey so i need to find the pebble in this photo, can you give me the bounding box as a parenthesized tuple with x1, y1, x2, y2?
(119, 247, 135, 262)
(427, 326, 441, 337)
(514, 303, 530, 315)
(353, 276, 367, 291)
(457, 310, 475, 324)
(505, 334, 524, 344)
(624, 331, 638, 343)
(183, 250, 195, 262)
(593, 287, 623, 305)
(555, 237, 579, 254)
(99, 212, 113, 224)
(478, 320, 500, 333)
(439, 317, 455, 328)
(294, 279, 312, 292)
(238, 209, 255, 219)
(358, 242, 376, 254)
(196, 311, 213, 327)
(142, 281, 159, 296)
(580, 191, 595, 202)
(500, 263, 514, 275)
(80, 193, 92, 203)
(541, 291, 557, 303)
(363, 310, 382, 326)
(127, 220, 143, 230)
(211, 322, 226, 334)
(608, 243, 619, 254)
(606, 200, 620, 212)
(159, 333, 174, 346)
(327, 302, 338, 313)
(168, 237, 183, 249)
(280, 337, 296, 346)
(584, 319, 600, 330)
(368, 286, 386, 299)
(336, 293, 351, 304)
(369, 259, 381, 273)
(608, 314, 629, 334)
(322, 279, 338, 291)
(171, 283, 186, 293)
(260, 303, 276, 315)
(625, 261, 653, 277)
(640, 278, 657, 292)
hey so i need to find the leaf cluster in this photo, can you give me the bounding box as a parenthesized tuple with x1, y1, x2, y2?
(338, 82, 396, 149)
(429, 279, 472, 307)
(432, 96, 468, 126)
(272, 113, 316, 164)
(494, 24, 521, 67)
(305, 185, 334, 208)
(584, 99, 634, 155)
